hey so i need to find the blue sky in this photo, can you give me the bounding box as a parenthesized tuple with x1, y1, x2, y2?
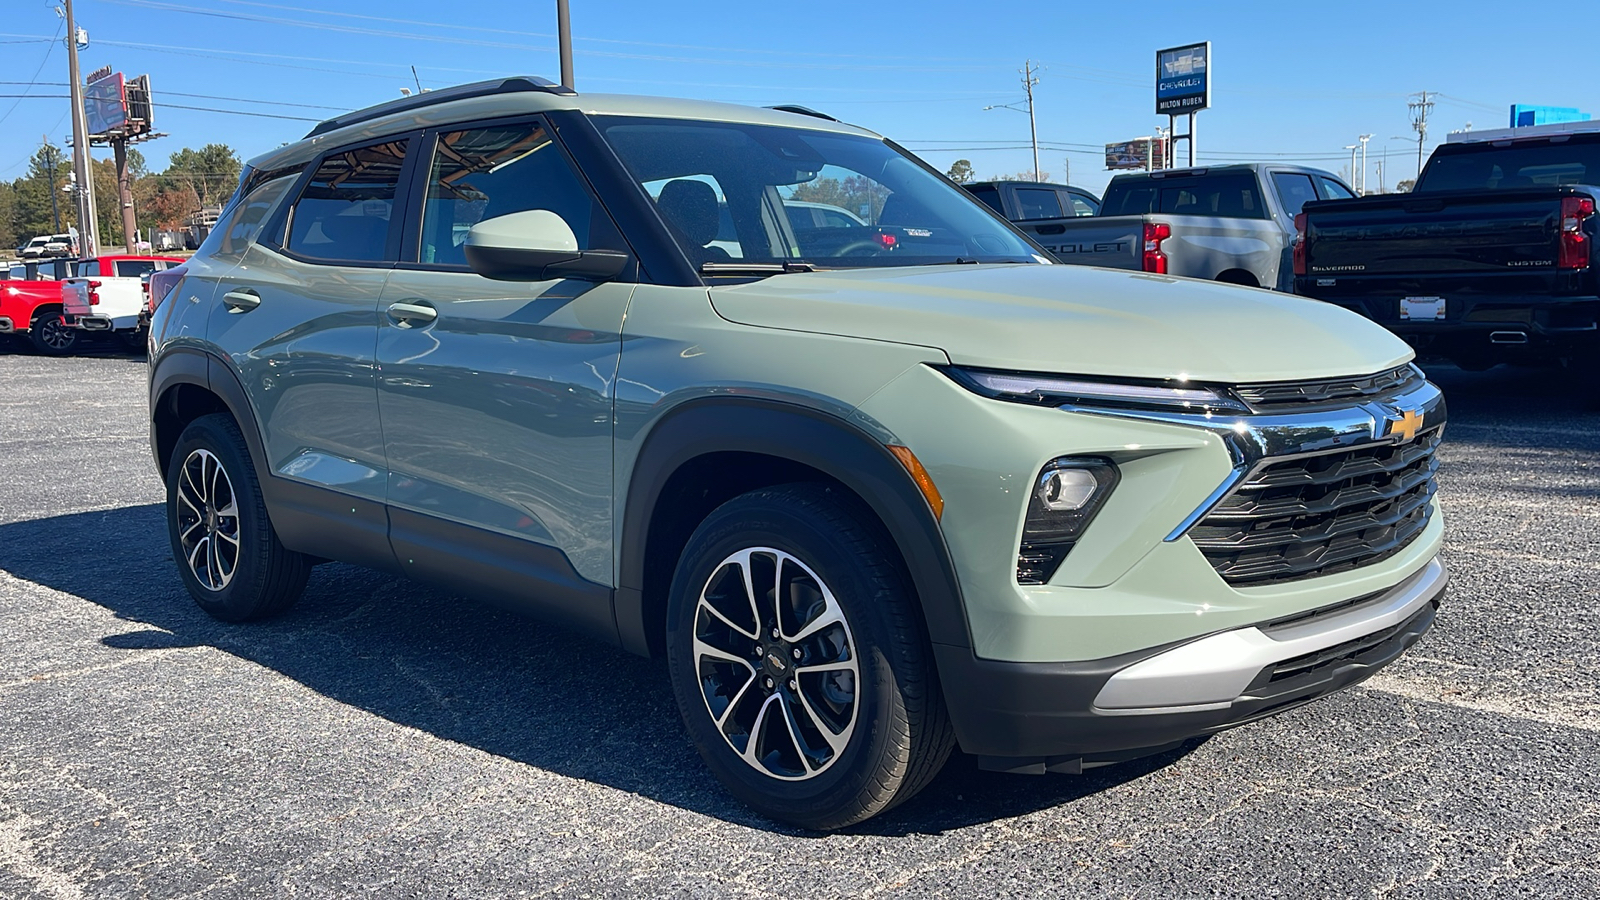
(2, 0, 1595, 195)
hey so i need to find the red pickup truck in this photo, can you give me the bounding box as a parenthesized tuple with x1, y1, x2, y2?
(2, 254, 183, 355)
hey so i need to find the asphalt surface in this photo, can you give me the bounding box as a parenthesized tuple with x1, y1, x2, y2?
(1, 339, 1597, 898)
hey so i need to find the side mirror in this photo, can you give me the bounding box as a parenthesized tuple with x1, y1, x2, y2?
(463, 210, 630, 283)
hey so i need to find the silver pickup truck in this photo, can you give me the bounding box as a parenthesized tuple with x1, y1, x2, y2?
(1001, 164, 1354, 291)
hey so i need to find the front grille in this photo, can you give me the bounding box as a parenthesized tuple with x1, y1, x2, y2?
(1263, 600, 1437, 685)
(1231, 365, 1420, 411)
(1188, 428, 1442, 585)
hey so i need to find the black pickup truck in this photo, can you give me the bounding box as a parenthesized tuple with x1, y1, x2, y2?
(1294, 124, 1599, 392)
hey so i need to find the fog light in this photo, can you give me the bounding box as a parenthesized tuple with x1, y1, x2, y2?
(1038, 467, 1099, 511)
(1018, 457, 1118, 584)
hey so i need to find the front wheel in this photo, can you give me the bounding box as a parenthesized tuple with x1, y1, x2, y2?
(666, 483, 953, 830)
(166, 414, 310, 621)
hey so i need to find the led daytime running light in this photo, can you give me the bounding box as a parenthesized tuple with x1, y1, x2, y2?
(957, 369, 1248, 413)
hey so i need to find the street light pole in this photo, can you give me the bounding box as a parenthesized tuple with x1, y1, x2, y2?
(1345, 145, 1358, 190)
(1357, 134, 1372, 195)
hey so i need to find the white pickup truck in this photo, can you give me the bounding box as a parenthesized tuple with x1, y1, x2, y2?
(61, 254, 185, 344)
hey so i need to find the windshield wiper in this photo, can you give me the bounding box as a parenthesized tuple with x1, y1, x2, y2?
(700, 261, 817, 277)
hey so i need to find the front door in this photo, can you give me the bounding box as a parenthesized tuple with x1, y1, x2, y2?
(376, 119, 632, 632)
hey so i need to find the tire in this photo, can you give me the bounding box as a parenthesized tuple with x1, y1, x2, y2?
(28, 308, 76, 355)
(166, 413, 310, 621)
(117, 330, 147, 354)
(665, 483, 954, 830)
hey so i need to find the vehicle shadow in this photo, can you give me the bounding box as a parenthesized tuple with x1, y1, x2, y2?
(0, 503, 1192, 835)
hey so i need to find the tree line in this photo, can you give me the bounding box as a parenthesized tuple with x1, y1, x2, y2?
(0, 142, 242, 252)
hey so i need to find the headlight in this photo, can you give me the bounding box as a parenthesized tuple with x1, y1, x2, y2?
(942, 366, 1249, 415)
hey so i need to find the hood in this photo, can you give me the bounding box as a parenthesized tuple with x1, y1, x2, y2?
(710, 264, 1413, 383)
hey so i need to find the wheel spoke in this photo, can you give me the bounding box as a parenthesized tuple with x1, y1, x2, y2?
(188, 535, 210, 587)
(740, 694, 780, 768)
(793, 659, 856, 676)
(215, 528, 240, 548)
(694, 636, 755, 668)
(791, 679, 853, 756)
(699, 596, 757, 641)
(777, 696, 820, 771)
(714, 669, 758, 729)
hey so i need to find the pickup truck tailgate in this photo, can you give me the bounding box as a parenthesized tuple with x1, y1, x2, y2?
(1303, 188, 1568, 276)
(61, 278, 93, 317)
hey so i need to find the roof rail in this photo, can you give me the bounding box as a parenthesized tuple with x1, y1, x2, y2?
(303, 76, 574, 138)
(766, 105, 839, 122)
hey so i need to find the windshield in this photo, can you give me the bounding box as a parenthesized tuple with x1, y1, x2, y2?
(1418, 139, 1600, 192)
(594, 116, 1043, 270)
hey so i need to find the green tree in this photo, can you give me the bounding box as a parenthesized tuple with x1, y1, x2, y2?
(162, 144, 242, 208)
(945, 159, 975, 184)
(0, 181, 16, 251)
(10, 144, 76, 241)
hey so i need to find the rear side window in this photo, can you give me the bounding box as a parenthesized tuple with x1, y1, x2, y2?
(1014, 188, 1064, 220)
(1067, 192, 1099, 216)
(199, 172, 300, 264)
(287, 139, 410, 263)
(1159, 174, 1266, 219)
(419, 121, 608, 267)
(79, 260, 101, 277)
(113, 260, 161, 278)
(1272, 173, 1319, 217)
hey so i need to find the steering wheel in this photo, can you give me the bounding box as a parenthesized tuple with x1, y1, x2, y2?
(832, 239, 887, 258)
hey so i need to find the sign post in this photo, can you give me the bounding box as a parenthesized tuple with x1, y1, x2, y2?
(1155, 42, 1210, 168)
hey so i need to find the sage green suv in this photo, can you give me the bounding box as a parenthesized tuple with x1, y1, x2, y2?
(147, 77, 1447, 829)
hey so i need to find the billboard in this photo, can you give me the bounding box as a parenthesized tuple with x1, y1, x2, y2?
(1105, 138, 1167, 171)
(1156, 42, 1209, 115)
(84, 71, 128, 137)
(126, 74, 153, 132)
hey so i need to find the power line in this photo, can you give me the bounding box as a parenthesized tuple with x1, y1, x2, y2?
(0, 94, 320, 122)
(0, 21, 63, 130)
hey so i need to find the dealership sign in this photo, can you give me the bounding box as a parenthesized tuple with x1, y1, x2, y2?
(1156, 42, 1209, 115)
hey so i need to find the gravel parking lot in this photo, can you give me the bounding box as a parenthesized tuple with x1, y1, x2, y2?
(2, 342, 1597, 898)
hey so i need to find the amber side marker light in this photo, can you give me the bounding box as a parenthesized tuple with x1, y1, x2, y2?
(887, 445, 944, 520)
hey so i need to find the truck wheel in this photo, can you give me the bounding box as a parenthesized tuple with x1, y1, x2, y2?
(166, 414, 310, 621)
(665, 483, 954, 830)
(28, 309, 76, 355)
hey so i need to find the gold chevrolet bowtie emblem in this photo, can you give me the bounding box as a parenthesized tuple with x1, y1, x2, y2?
(1388, 408, 1424, 442)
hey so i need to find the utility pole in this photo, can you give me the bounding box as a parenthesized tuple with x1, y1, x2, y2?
(1345, 145, 1358, 189)
(1022, 60, 1040, 182)
(63, 0, 98, 256)
(43, 138, 63, 234)
(1357, 134, 1372, 195)
(556, 0, 574, 89)
(1408, 90, 1434, 183)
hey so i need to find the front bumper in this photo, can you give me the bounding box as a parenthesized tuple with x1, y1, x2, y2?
(936, 555, 1445, 769)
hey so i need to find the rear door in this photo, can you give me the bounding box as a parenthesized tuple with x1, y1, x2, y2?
(206, 136, 415, 517)
(375, 116, 633, 629)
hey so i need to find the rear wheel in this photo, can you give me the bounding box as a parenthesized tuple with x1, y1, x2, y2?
(167, 414, 310, 621)
(28, 308, 76, 355)
(665, 483, 954, 830)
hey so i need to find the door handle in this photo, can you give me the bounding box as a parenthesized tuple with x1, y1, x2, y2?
(386, 301, 438, 328)
(222, 289, 261, 313)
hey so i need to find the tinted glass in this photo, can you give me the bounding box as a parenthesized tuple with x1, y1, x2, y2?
(1158, 174, 1266, 219)
(420, 122, 607, 267)
(966, 185, 1005, 214)
(1101, 183, 1158, 216)
(1318, 177, 1355, 200)
(1014, 188, 1064, 220)
(201, 173, 300, 264)
(113, 260, 162, 278)
(286, 139, 409, 263)
(597, 117, 1039, 269)
(79, 260, 100, 277)
(1272, 172, 1319, 217)
(1068, 192, 1099, 216)
(1417, 139, 1600, 192)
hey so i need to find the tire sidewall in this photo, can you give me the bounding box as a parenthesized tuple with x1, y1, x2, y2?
(666, 487, 911, 824)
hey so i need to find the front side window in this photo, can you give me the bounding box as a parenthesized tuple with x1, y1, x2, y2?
(286, 139, 410, 263)
(596, 117, 1040, 271)
(1318, 177, 1355, 200)
(419, 121, 613, 267)
(1272, 172, 1319, 217)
